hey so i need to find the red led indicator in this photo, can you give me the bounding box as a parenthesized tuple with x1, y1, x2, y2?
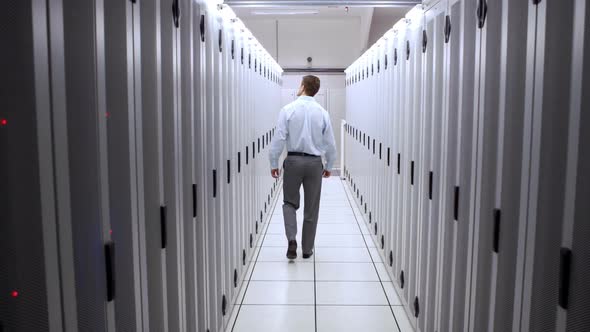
(109, 229, 113, 235)
(0, 119, 7, 126)
(11, 291, 18, 298)
(105, 112, 111, 119)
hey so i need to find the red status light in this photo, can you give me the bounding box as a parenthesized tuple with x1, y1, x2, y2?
(11, 290, 18, 298)
(0, 119, 7, 126)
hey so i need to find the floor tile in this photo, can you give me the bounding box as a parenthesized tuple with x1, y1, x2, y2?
(260, 234, 300, 247)
(316, 281, 389, 305)
(269, 215, 285, 223)
(319, 211, 356, 217)
(316, 215, 358, 224)
(316, 223, 361, 235)
(314, 234, 367, 248)
(257, 246, 311, 263)
(251, 262, 314, 281)
(315, 263, 380, 281)
(231, 179, 416, 332)
(265, 223, 286, 234)
(272, 213, 357, 224)
(314, 247, 372, 263)
(233, 305, 315, 332)
(392, 306, 415, 332)
(316, 306, 400, 332)
(320, 207, 353, 214)
(243, 281, 315, 305)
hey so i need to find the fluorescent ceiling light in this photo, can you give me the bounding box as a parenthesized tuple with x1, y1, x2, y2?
(251, 9, 320, 15)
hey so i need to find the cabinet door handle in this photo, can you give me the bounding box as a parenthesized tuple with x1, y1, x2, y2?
(104, 242, 116, 301)
(160, 206, 167, 248)
(172, 0, 180, 28)
(477, 0, 488, 29)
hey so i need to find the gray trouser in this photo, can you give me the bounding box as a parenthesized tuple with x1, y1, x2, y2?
(282, 155, 323, 254)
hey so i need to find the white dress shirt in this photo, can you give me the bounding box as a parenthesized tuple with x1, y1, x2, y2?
(269, 95, 337, 171)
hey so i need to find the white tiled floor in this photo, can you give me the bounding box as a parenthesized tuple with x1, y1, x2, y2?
(228, 178, 414, 332)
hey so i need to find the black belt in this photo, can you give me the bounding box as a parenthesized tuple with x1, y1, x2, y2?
(288, 152, 320, 157)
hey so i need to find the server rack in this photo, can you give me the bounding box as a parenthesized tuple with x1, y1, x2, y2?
(2, 1, 282, 332)
(344, 0, 590, 331)
(1, 1, 71, 331)
(516, 1, 590, 331)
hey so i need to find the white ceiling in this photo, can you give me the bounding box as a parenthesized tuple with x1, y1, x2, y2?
(229, 3, 412, 67)
(368, 6, 411, 45)
(372, 6, 410, 18)
(231, 6, 372, 19)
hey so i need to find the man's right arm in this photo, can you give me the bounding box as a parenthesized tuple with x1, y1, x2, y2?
(269, 108, 288, 170)
(322, 112, 337, 172)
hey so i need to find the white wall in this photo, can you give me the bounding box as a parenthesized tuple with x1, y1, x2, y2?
(277, 19, 361, 68)
(242, 18, 362, 69)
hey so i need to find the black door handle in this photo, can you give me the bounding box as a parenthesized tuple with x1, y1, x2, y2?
(172, 0, 180, 28)
(477, 0, 488, 29)
(104, 241, 116, 301)
(200, 15, 205, 42)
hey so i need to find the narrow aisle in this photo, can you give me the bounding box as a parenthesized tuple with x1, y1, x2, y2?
(228, 178, 414, 332)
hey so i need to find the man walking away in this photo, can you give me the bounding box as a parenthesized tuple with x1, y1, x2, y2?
(268, 75, 337, 260)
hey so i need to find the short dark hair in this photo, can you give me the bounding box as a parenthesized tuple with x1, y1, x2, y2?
(301, 75, 321, 96)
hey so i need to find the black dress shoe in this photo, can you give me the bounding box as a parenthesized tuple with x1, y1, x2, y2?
(286, 240, 297, 259)
(302, 250, 314, 259)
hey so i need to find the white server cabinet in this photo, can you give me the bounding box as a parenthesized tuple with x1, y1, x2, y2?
(159, 0, 187, 330)
(0, 1, 73, 331)
(221, 16, 238, 319)
(61, 0, 117, 330)
(140, 0, 185, 329)
(195, 4, 211, 331)
(346, 0, 590, 331)
(465, 0, 529, 331)
(203, 5, 224, 331)
(563, 3, 590, 331)
(430, 0, 478, 331)
(383, 34, 396, 282)
(103, 0, 149, 330)
(2, 1, 282, 332)
(139, 0, 169, 330)
(416, 2, 445, 331)
(433, 0, 462, 330)
(180, 0, 204, 331)
(405, 12, 424, 320)
(516, 0, 590, 331)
